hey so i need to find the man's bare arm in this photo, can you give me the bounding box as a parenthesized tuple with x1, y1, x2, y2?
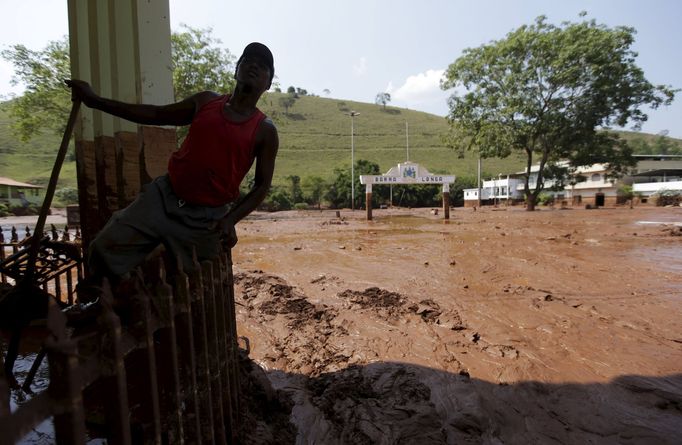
(220, 119, 279, 246)
(66, 79, 217, 126)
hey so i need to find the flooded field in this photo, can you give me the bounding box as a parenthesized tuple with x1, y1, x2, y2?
(232, 206, 682, 444)
(4, 205, 682, 443)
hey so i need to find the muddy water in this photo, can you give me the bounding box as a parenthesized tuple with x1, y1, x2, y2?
(4, 207, 681, 443)
(233, 207, 682, 444)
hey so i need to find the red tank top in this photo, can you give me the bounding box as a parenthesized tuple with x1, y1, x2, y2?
(168, 95, 266, 206)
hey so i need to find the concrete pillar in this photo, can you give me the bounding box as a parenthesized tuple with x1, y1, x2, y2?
(442, 183, 450, 219)
(68, 0, 176, 248)
(365, 184, 372, 220)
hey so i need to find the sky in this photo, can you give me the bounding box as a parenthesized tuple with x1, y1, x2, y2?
(0, 0, 681, 137)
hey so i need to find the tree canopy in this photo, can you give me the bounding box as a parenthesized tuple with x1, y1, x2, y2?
(170, 25, 235, 101)
(375, 92, 391, 110)
(1, 26, 236, 141)
(441, 14, 677, 209)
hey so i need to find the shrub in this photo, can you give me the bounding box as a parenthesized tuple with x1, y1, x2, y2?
(55, 187, 79, 205)
(260, 187, 292, 211)
(293, 203, 308, 210)
(655, 190, 681, 206)
(537, 193, 555, 205)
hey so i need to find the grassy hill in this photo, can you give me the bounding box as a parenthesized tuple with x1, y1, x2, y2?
(2, 94, 680, 190)
(257, 92, 527, 184)
(0, 101, 78, 188)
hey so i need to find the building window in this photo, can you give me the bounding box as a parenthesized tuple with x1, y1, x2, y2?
(591, 173, 601, 182)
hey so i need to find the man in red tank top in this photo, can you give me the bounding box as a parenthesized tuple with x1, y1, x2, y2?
(67, 43, 278, 284)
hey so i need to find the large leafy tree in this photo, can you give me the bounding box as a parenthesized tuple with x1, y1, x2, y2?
(441, 14, 677, 210)
(1, 39, 71, 141)
(1, 26, 235, 142)
(325, 160, 388, 209)
(170, 25, 235, 101)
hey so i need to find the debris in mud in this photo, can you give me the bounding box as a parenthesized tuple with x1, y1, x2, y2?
(306, 365, 448, 444)
(482, 344, 520, 359)
(338, 287, 407, 316)
(662, 226, 682, 236)
(235, 270, 351, 375)
(322, 219, 349, 226)
(238, 351, 297, 445)
(409, 299, 441, 323)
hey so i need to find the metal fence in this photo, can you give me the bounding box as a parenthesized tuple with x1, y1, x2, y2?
(0, 249, 241, 444)
(0, 225, 83, 305)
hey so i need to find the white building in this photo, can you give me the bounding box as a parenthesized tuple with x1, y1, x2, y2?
(463, 154, 682, 207)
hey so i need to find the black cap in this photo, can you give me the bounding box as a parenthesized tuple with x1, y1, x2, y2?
(236, 42, 275, 85)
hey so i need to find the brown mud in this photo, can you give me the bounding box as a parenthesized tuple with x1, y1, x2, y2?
(234, 206, 682, 444)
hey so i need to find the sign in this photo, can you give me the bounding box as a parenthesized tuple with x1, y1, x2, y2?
(361, 175, 455, 184)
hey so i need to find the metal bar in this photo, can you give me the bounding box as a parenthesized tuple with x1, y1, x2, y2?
(151, 258, 184, 443)
(127, 272, 162, 443)
(45, 299, 86, 445)
(188, 253, 215, 444)
(215, 256, 234, 438)
(202, 260, 226, 444)
(224, 250, 240, 427)
(97, 279, 132, 445)
(25, 100, 81, 282)
(173, 259, 201, 442)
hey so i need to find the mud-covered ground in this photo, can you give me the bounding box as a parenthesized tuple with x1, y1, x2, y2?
(232, 206, 682, 444)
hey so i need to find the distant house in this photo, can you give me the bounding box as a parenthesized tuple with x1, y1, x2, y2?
(0, 177, 45, 208)
(463, 154, 682, 207)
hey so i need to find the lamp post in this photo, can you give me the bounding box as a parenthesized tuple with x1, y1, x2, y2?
(347, 111, 360, 210)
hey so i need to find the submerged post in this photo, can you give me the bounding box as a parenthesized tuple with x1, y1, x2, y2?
(365, 183, 372, 220)
(443, 183, 450, 220)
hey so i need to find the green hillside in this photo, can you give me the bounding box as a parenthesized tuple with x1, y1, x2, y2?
(257, 92, 525, 184)
(0, 101, 78, 188)
(2, 94, 679, 190)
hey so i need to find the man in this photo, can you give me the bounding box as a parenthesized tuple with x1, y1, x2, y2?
(67, 42, 278, 280)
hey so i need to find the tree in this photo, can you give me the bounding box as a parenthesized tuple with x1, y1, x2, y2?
(1, 38, 71, 141)
(302, 175, 327, 209)
(284, 174, 303, 203)
(1, 26, 236, 141)
(325, 159, 385, 209)
(278, 95, 297, 115)
(323, 89, 331, 96)
(441, 14, 677, 210)
(375, 92, 391, 110)
(170, 25, 235, 101)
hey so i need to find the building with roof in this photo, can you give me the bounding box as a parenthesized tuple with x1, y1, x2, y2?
(463, 154, 682, 207)
(0, 177, 45, 208)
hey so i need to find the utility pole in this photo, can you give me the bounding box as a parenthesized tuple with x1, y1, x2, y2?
(406, 121, 409, 161)
(347, 111, 360, 210)
(477, 156, 482, 208)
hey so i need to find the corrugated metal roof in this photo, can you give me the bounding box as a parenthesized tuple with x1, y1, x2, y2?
(0, 177, 44, 188)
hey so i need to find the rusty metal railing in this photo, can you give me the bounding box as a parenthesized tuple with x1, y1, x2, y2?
(0, 225, 83, 305)
(0, 249, 240, 444)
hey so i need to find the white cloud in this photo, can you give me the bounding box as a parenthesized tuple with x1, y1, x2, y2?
(390, 69, 445, 102)
(353, 57, 367, 76)
(387, 69, 451, 116)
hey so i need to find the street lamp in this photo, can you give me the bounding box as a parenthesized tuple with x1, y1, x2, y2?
(347, 111, 360, 210)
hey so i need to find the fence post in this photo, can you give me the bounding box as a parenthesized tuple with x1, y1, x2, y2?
(222, 250, 240, 428)
(97, 279, 132, 445)
(45, 299, 86, 445)
(146, 256, 184, 443)
(188, 251, 215, 444)
(173, 256, 202, 442)
(202, 260, 227, 444)
(126, 271, 162, 443)
(0, 230, 6, 284)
